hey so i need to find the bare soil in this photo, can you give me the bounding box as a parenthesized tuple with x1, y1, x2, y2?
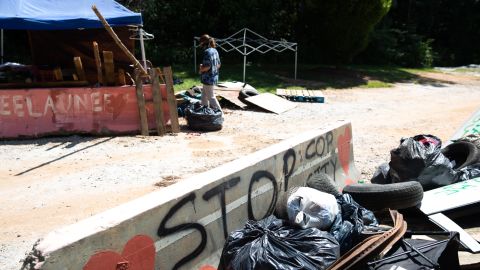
(1, 71, 480, 269)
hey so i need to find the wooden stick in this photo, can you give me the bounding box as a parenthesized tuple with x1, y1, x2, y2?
(91, 5, 148, 76)
(92, 41, 103, 85)
(134, 69, 149, 135)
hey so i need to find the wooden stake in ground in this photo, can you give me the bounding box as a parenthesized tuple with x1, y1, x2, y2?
(92, 5, 148, 76)
(163, 66, 180, 133)
(134, 69, 149, 136)
(150, 68, 166, 136)
(92, 41, 103, 85)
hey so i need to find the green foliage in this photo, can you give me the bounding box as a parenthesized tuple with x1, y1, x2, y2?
(363, 0, 480, 67)
(296, 0, 392, 64)
(357, 28, 435, 67)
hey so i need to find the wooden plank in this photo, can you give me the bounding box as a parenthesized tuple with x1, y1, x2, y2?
(92, 42, 103, 85)
(134, 70, 149, 136)
(150, 68, 166, 136)
(103, 51, 115, 86)
(73, 57, 86, 81)
(245, 93, 297, 114)
(118, 68, 126, 86)
(162, 66, 180, 133)
(53, 68, 63, 81)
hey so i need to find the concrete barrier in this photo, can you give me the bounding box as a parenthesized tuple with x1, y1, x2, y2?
(23, 121, 359, 270)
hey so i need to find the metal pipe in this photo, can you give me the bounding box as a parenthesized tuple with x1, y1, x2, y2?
(243, 29, 247, 83)
(1, 29, 4, 64)
(139, 27, 147, 70)
(294, 44, 298, 80)
(194, 39, 197, 73)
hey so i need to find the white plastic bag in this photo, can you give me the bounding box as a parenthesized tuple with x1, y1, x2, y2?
(287, 187, 339, 230)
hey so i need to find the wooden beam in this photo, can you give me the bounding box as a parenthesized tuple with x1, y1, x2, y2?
(91, 5, 148, 76)
(134, 70, 149, 136)
(92, 41, 103, 85)
(103, 51, 115, 86)
(73, 57, 86, 81)
(150, 68, 166, 136)
(162, 66, 180, 133)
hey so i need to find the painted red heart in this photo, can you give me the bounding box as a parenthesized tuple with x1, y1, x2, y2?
(83, 235, 155, 270)
(337, 126, 352, 176)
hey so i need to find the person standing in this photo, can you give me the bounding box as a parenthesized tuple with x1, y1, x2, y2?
(198, 34, 222, 111)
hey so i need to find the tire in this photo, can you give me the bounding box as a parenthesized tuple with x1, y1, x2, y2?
(342, 181, 423, 211)
(306, 172, 341, 197)
(441, 141, 480, 169)
(238, 89, 259, 104)
(274, 186, 300, 219)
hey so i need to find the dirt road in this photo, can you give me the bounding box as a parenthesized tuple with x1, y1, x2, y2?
(1, 71, 479, 269)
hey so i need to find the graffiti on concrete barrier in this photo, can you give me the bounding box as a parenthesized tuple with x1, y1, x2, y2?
(84, 128, 353, 270)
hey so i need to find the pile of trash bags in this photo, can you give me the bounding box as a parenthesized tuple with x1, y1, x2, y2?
(218, 184, 379, 270)
(372, 134, 480, 190)
(184, 102, 223, 131)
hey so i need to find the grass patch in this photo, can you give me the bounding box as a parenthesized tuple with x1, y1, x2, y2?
(169, 63, 446, 93)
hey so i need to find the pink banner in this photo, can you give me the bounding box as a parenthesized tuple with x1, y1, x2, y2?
(0, 85, 171, 138)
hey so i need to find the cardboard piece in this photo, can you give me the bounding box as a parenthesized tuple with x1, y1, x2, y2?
(419, 178, 480, 215)
(245, 93, 297, 114)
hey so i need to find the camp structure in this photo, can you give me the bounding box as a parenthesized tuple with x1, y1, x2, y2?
(193, 28, 298, 82)
(0, 0, 176, 138)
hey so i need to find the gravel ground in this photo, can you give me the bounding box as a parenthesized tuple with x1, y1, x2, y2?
(1, 71, 479, 269)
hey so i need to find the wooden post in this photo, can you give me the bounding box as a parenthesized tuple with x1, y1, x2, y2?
(92, 41, 103, 85)
(73, 57, 86, 81)
(134, 69, 149, 136)
(118, 68, 126, 85)
(150, 68, 166, 136)
(162, 66, 180, 133)
(92, 5, 148, 77)
(103, 51, 115, 86)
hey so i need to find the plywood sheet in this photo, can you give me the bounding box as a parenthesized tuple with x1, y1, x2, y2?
(245, 93, 296, 114)
(217, 90, 247, 109)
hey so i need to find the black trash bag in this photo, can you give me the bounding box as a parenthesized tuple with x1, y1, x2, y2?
(389, 134, 457, 190)
(370, 163, 392, 184)
(218, 215, 340, 270)
(368, 232, 460, 270)
(453, 163, 480, 182)
(185, 102, 223, 131)
(329, 194, 378, 254)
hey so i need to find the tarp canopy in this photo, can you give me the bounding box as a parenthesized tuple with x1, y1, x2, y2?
(0, 0, 142, 30)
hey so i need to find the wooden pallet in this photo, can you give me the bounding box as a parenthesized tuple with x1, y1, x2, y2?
(276, 89, 325, 103)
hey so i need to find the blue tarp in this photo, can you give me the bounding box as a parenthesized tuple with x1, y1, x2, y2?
(0, 0, 142, 30)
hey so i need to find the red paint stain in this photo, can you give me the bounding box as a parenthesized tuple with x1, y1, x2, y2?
(337, 126, 352, 176)
(83, 235, 155, 270)
(199, 265, 217, 270)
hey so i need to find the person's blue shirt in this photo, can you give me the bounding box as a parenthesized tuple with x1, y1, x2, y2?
(201, 47, 221, 85)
